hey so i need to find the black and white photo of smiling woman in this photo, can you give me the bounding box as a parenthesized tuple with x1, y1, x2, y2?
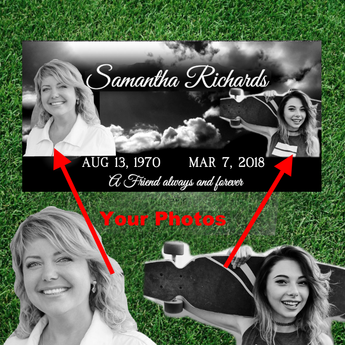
(5, 207, 155, 345)
(181, 245, 334, 345)
(227, 89, 320, 157)
(242, 246, 332, 345)
(24, 59, 115, 156)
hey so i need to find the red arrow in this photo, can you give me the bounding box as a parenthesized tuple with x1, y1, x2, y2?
(224, 155, 293, 268)
(53, 149, 114, 275)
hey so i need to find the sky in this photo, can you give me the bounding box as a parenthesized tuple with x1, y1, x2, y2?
(22, 41, 321, 153)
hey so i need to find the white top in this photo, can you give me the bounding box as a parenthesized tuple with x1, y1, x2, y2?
(4, 310, 156, 345)
(24, 115, 116, 156)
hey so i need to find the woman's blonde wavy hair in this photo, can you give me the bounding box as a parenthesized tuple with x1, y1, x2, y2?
(34, 59, 100, 127)
(277, 90, 319, 156)
(253, 246, 332, 345)
(10, 206, 137, 339)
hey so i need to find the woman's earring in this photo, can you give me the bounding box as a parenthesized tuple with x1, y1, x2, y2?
(76, 99, 80, 105)
(92, 280, 97, 293)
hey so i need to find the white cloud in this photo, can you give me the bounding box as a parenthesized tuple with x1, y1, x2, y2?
(282, 63, 321, 93)
(110, 117, 226, 153)
(114, 129, 162, 153)
(203, 106, 220, 119)
(22, 91, 37, 108)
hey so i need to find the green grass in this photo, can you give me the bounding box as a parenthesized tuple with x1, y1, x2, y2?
(1, 0, 345, 344)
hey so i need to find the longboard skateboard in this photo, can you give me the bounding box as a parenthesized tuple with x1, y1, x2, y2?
(219, 88, 321, 129)
(144, 242, 345, 320)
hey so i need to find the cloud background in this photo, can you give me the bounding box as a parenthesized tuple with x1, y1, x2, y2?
(110, 117, 225, 153)
(23, 41, 321, 152)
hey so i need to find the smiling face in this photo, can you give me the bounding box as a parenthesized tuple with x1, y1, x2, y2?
(23, 238, 94, 319)
(40, 75, 78, 120)
(283, 97, 306, 131)
(266, 259, 309, 323)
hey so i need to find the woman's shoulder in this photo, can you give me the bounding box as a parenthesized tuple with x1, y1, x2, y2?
(237, 316, 256, 335)
(310, 135, 320, 156)
(4, 317, 48, 345)
(3, 328, 156, 345)
(90, 311, 156, 345)
(82, 121, 115, 154)
(319, 332, 333, 345)
(4, 334, 28, 345)
(26, 125, 44, 139)
(86, 122, 113, 137)
(26, 120, 51, 145)
(241, 321, 260, 345)
(110, 330, 156, 345)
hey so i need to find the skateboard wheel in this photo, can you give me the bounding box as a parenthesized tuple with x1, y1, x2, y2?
(164, 300, 184, 314)
(230, 88, 243, 96)
(230, 118, 241, 126)
(164, 242, 184, 256)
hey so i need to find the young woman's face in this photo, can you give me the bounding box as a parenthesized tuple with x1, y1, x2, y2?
(40, 75, 78, 120)
(266, 259, 309, 323)
(23, 238, 94, 319)
(283, 97, 306, 131)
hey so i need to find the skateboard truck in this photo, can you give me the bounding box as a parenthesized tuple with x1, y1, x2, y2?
(162, 241, 193, 269)
(163, 241, 184, 262)
(161, 242, 186, 316)
(228, 88, 246, 102)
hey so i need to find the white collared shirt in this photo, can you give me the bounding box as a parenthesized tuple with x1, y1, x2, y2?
(4, 310, 156, 345)
(24, 115, 116, 156)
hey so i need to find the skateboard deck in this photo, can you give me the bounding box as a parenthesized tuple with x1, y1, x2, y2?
(144, 242, 345, 318)
(219, 88, 321, 128)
